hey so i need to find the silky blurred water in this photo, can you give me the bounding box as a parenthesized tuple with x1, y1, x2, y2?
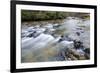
(21, 17, 90, 63)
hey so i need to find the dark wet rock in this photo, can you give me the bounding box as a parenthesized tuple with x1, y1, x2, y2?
(83, 48, 90, 54)
(27, 33, 34, 37)
(53, 24, 61, 29)
(73, 40, 83, 49)
(58, 38, 63, 43)
(58, 35, 73, 43)
(76, 27, 83, 30)
(76, 32, 80, 36)
(81, 31, 84, 33)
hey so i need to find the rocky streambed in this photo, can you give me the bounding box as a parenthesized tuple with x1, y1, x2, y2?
(21, 17, 90, 63)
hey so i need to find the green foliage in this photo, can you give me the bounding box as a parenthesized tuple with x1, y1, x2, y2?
(21, 10, 68, 21)
(21, 10, 90, 21)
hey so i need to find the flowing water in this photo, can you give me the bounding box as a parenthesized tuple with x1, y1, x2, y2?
(21, 17, 90, 63)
